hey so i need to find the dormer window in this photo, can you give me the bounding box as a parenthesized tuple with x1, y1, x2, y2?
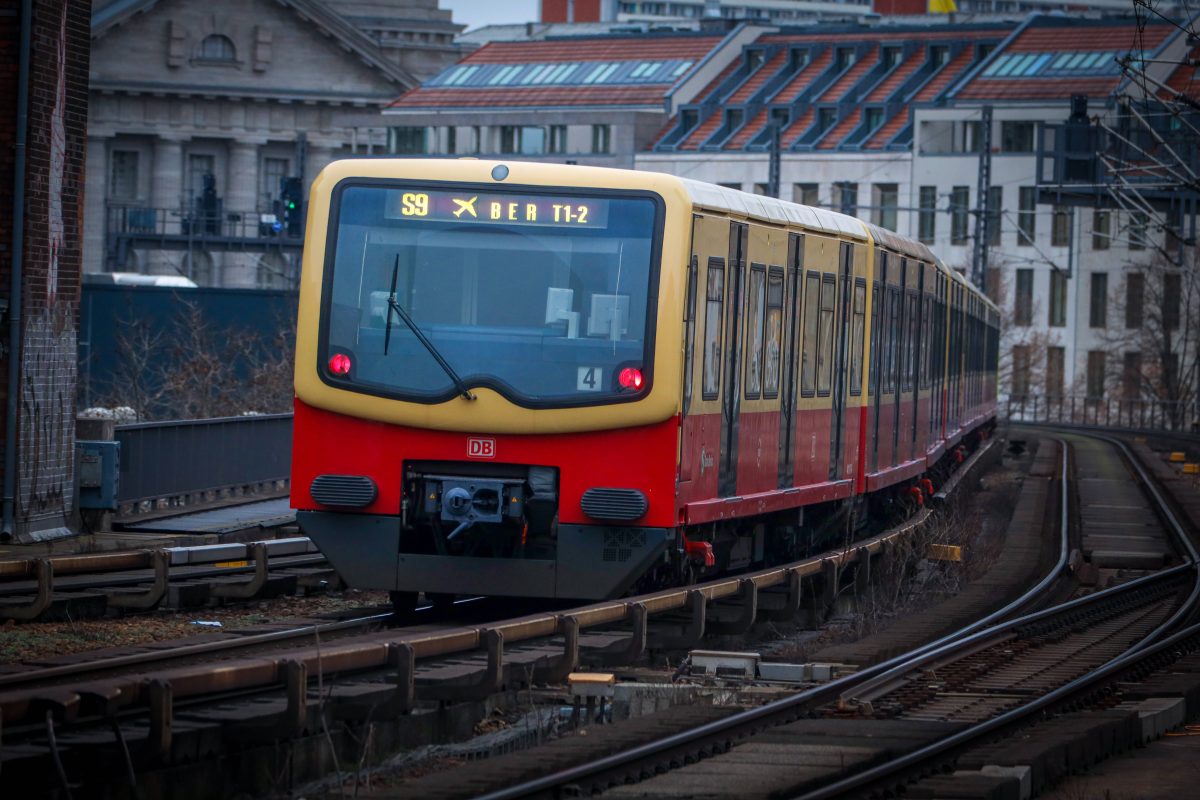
(198, 34, 236, 63)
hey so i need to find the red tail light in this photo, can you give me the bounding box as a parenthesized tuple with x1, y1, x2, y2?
(618, 367, 644, 391)
(329, 353, 352, 376)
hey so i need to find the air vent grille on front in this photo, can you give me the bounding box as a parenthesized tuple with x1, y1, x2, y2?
(311, 475, 377, 508)
(580, 488, 647, 522)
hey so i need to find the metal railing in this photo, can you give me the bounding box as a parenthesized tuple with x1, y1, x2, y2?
(114, 414, 293, 505)
(106, 203, 302, 241)
(1004, 393, 1198, 433)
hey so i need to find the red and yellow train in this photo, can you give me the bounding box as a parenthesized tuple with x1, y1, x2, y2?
(291, 159, 998, 607)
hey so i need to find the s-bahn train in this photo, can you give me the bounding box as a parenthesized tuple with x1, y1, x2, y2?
(291, 159, 998, 609)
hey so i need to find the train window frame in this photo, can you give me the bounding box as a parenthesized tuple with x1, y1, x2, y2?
(883, 285, 899, 395)
(316, 177, 666, 409)
(683, 253, 698, 416)
(701, 256, 726, 402)
(744, 263, 767, 401)
(763, 266, 785, 399)
(800, 270, 820, 397)
(903, 289, 917, 393)
(849, 278, 866, 396)
(816, 273, 836, 397)
(869, 280, 880, 397)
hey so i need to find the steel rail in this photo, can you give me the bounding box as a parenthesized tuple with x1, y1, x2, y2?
(476, 433, 1198, 800)
(796, 429, 1200, 799)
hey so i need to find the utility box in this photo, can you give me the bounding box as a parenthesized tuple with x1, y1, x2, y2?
(77, 440, 120, 510)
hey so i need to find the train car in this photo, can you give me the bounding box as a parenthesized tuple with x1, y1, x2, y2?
(291, 159, 998, 608)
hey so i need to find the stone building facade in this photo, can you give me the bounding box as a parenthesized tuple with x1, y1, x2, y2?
(84, 0, 465, 287)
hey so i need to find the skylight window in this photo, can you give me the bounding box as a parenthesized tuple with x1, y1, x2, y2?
(432, 58, 694, 88)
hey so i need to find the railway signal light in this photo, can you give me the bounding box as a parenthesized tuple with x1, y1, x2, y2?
(280, 176, 304, 236)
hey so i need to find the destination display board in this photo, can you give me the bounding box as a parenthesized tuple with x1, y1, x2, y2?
(384, 188, 610, 229)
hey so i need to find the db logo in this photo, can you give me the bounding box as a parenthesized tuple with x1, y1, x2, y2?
(467, 438, 496, 459)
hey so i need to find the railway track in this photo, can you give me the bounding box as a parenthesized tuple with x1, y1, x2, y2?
(0, 441, 1002, 798)
(0, 536, 336, 621)
(414, 431, 1199, 800)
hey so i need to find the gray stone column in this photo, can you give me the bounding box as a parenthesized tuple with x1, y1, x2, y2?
(304, 143, 336, 194)
(82, 135, 110, 275)
(148, 136, 185, 276)
(222, 139, 264, 289)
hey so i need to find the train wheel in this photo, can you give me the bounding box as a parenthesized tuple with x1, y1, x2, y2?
(389, 590, 418, 615)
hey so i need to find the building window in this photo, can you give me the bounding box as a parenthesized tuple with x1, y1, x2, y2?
(520, 126, 546, 155)
(388, 126, 428, 154)
(1163, 273, 1181, 330)
(1049, 270, 1067, 327)
(549, 125, 567, 154)
(591, 124, 611, 154)
(1122, 352, 1141, 399)
(873, 183, 898, 231)
(1087, 350, 1106, 398)
(1089, 272, 1107, 328)
(1093, 210, 1110, 250)
(999, 121, 1035, 152)
(1129, 211, 1147, 250)
(1014, 268, 1033, 326)
(109, 150, 139, 201)
(718, 182, 742, 191)
(1046, 346, 1064, 397)
(832, 182, 857, 216)
(987, 186, 1003, 246)
(446, 126, 457, 154)
(793, 183, 818, 207)
(918, 120, 981, 153)
(950, 185, 970, 245)
(1051, 206, 1070, 246)
(260, 156, 289, 211)
(198, 34, 236, 62)
(1012, 344, 1031, 395)
(187, 153, 215, 204)
(918, 185, 937, 243)
(1125, 272, 1143, 329)
(472, 126, 482, 153)
(1018, 186, 1036, 246)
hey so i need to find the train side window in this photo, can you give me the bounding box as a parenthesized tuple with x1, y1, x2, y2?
(904, 290, 917, 392)
(764, 267, 784, 398)
(869, 280, 880, 396)
(921, 294, 932, 389)
(683, 254, 698, 415)
(884, 287, 899, 394)
(800, 270, 819, 396)
(745, 264, 766, 400)
(850, 279, 866, 396)
(701, 257, 725, 401)
(817, 274, 836, 395)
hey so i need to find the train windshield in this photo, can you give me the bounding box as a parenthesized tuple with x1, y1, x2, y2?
(321, 183, 661, 406)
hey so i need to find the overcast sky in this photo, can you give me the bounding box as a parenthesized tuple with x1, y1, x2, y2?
(441, 0, 541, 31)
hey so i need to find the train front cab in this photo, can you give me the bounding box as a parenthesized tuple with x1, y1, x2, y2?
(291, 159, 696, 601)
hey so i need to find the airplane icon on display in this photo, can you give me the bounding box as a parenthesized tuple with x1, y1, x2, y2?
(452, 196, 478, 218)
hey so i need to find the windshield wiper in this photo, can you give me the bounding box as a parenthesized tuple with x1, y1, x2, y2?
(383, 254, 476, 401)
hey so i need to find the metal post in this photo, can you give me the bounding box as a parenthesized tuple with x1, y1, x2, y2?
(767, 120, 781, 199)
(971, 105, 993, 291)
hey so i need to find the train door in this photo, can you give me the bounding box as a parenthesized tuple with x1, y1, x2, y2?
(829, 241, 853, 481)
(891, 258, 907, 459)
(718, 221, 748, 497)
(910, 264, 925, 460)
(870, 252, 887, 473)
(778, 233, 804, 488)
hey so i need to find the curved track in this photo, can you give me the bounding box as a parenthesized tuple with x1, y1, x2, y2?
(468, 431, 1200, 800)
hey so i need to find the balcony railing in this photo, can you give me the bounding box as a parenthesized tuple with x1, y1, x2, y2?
(1004, 394, 1198, 433)
(105, 203, 305, 268)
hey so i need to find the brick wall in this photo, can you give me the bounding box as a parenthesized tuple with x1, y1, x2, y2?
(0, 0, 91, 542)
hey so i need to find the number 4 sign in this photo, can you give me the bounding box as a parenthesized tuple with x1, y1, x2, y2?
(577, 367, 602, 391)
